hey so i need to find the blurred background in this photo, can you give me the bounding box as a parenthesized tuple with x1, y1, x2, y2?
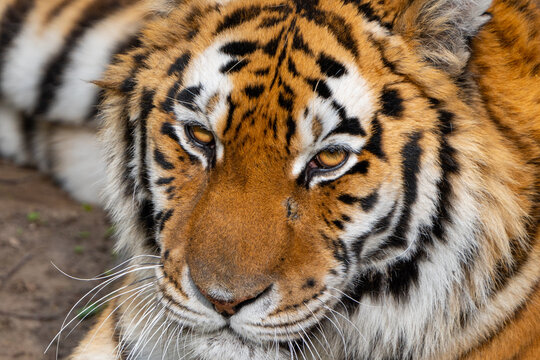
(0, 159, 114, 359)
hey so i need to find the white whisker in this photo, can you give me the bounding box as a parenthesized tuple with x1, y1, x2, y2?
(328, 286, 380, 308)
(82, 282, 157, 354)
(318, 300, 367, 346)
(47, 264, 160, 355)
(67, 281, 155, 340)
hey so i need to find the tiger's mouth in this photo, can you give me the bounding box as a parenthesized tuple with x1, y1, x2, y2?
(153, 266, 340, 345)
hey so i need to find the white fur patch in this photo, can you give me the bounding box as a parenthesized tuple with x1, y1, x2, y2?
(292, 64, 375, 185)
(1, 18, 66, 112)
(46, 6, 144, 123)
(48, 125, 106, 204)
(0, 103, 28, 164)
(169, 39, 235, 165)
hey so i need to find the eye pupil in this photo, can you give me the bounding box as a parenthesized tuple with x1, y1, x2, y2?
(188, 125, 214, 146)
(316, 149, 347, 168)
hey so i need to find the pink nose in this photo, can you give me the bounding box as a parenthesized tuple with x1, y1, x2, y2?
(200, 286, 271, 318)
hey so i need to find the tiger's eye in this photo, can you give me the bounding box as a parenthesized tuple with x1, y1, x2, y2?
(316, 149, 348, 168)
(188, 125, 214, 146)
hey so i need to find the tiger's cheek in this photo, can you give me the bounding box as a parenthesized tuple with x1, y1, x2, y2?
(146, 113, 211, 256)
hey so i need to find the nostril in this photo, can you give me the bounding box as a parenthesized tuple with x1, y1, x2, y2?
(205, 285, 273, 318)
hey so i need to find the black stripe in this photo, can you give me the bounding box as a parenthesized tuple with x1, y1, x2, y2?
(380, 88, 404, 118)
(139, 199, 157, 250)
(0, 0, 35, 94)
(159, 209, 174, 232)
(386, 246, 427, 302)
(44, 0, 73, 24)
(299, 9, 359, 58)
(263, 35, 281, 56)
(215, 4, 291, 35)
(139, 89, 155, 187)
(363, 116, 386, 160)
(317, 53, 346, 78)
(176, 85, 201, 111)
(287, 58, 300, 76)
(167, 52, 191, 76)
(345, 160, 370, 175)
(254, 67, 270, 76)
(258, 14, 288, 28)
(278, 92, 293, 112)
(121, 106, 137, 197)
(154, 148, 175, 170)
(161, 81, 181, 113)
(338, 194, 360, 205)
(359, 190, 379, 211)
(432, 109, 459, 241)
(215, 5, 262, 34)
(267, 23, 292, 89)
(242, 107, 256, 125)
(337, 190, 378, 211)
(347, 270, 383, 303)
(244, 84, 265, 98)
(156, 177, 175, 185)
(332, 116, 365, 137)
(161, 122, 179, 143)
(21, 113, 36, 164)
(285, 115, 296, 147)
(383, 132, 423, 249)
(222, 95, 236, 135)
(220, 41, 258, 57)
(306, 78, 331, 99)
(34, 0, 131, 116)
(332, 237, 350, 272)
(372, 202, 396, 235)
(341, 0, 392, 29)
(220, 59, 249, 73)
(291, 29, 313, 55)
(120, 77, 137, 93)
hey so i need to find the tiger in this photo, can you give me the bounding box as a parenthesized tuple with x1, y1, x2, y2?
(0, 0, 539, 359)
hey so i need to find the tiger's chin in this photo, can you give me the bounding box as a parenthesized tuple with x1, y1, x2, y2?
(180, 329, 290, 360)
(155, 291, 318, 360)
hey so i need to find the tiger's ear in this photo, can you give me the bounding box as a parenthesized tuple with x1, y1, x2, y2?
(393, 0, 492, 76)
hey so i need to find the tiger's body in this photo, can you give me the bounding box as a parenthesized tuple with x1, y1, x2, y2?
(0, 0, 539, 359)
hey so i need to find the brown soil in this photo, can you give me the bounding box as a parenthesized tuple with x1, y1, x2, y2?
(0, 160, 115, 360)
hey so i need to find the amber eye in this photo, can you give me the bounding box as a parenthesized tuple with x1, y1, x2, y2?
(186, 125, 215, 147)
(314, 148, 348, 169)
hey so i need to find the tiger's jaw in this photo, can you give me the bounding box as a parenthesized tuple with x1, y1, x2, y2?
(110, 265, 341, 360)
(155, 263, 346, 343)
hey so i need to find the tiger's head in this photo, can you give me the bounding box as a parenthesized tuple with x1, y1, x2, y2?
(98, 0, 536, 358)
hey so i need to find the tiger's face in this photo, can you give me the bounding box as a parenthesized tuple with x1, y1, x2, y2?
(101, 0, 495, 358)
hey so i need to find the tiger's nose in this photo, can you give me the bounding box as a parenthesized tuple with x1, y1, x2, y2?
(201, 286, 272, 318)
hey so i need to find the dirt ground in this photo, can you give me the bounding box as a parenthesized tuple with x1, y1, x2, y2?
(0, 160, 115, 360)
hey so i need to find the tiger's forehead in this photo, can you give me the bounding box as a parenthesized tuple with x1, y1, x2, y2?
(168, 0, 382, 156)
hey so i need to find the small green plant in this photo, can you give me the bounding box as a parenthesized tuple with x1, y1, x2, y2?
(81, 203, 93, 212)
(76, 303, 102, 320)
(77, 231, 90, 239)
(104, 225, 116, 239)
(26, 211, 40, 223)
(73, 245, 85, 254)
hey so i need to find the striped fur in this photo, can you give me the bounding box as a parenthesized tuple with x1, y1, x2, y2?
(1, 0, 539, 359)
(0, 0, 153, 202)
